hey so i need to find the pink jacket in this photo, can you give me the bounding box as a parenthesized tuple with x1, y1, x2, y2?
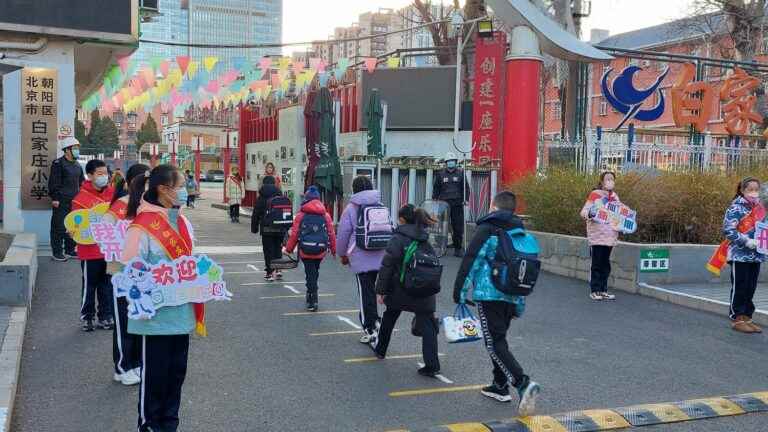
(580, 189, 620, 246)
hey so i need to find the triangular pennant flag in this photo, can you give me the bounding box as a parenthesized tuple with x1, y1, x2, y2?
(278, 57, 291, 71)
(150, 57, 163, 73)
(141, 68, 155, 88)
(188, 60, 199, 79)
(232, 57, 247, 71)
(309, 58, 321, 72)
(259, 57, 272, 71)
(159, 60, 170, 77)
(176, 56, 191, 75)
(116, 54, 131, 73)
(364, 57, 378, 74)
(270, 73, 281, 88)
(387, 56, 400, 69)
(293, 61, 305, 75)
(318, 72, 329, 87)
(338, 57, 350, 71)
(206, 80, 220, 93)
(204, 56, 219, 72)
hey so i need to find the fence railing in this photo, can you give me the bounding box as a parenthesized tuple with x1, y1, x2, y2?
(540, 129, 768, 173)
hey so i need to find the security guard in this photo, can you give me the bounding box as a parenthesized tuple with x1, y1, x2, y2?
(432, 152, 470, 257)
(48, 137, 84, 261)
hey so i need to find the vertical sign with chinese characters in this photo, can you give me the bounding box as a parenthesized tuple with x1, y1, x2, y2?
(21, 68, 57, 209)
(472, 32, 506, 163)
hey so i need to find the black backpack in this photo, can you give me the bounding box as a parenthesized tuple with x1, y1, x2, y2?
(489, 227, 541, 296)
(263, 195, 293, 233)
(298, 213, 329, 255)
(400, 240, 442, 298)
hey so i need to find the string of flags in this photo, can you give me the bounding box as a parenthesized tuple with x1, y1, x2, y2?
(83, 53, 405, 115)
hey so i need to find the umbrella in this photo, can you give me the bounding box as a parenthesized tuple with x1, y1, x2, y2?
(311, 87, 343, 203)
(365, 89, 383, 157)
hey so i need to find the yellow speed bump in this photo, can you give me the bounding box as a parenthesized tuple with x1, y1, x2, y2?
(445, 424, 490, 432)
(581, 409, 631, 429)
(389, 384, 484, 398)
(690, 397, 745, 416)
(517, 415, 568, 432)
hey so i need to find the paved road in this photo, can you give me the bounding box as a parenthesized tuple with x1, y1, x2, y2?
(12, 203, 768, 431)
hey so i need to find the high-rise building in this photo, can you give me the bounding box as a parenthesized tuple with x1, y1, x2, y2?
(132, 0, 282, 71)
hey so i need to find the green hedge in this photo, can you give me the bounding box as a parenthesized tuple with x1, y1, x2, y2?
(510, 168, 768, 244)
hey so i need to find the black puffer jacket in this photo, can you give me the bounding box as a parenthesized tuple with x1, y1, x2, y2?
(375, 224, 437, 313)
(251, 184, 284, 235)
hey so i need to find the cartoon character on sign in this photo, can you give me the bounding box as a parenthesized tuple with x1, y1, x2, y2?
(113, 261, 157, 320)
(64, 202, 110, 244)
(601, 65, 669, 130)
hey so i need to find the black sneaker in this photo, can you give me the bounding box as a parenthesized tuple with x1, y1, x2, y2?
(369, 341, 385, 359)
(515, 376, 541, 416)
(64, 251, 78, 259)
(481, 383, 512, 403)
(417, 366, 440, 377)
(52, 253, 67, 262)
(97, 317, 115, 330)
(81, 319, 95, 332)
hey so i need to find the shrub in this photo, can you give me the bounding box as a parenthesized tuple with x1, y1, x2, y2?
(510, 168, 768, 244)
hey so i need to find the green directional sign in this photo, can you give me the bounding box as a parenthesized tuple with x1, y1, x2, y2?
(640, 249, 670, 273)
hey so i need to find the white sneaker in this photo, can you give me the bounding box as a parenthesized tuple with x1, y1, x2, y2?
(359, 329, 374, 344)
(114, 369, 141, 386)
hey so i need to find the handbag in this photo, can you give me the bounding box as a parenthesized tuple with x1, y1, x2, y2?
(441, 304, 482, 343)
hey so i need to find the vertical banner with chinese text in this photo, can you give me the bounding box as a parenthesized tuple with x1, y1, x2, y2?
(21, 68, 58, 209)
(472, 32, 506, 163)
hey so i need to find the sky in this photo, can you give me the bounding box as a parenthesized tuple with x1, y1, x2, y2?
(281, 0, 695, 53)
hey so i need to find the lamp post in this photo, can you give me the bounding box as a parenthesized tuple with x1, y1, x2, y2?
(221, 128, 233, 204)
(169, 132, 178, 167)
(193, 135, 202, 187)
(149, 143, 159, 167)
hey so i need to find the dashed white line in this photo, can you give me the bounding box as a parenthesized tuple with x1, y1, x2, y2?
(248, 264, 260, 272)
(337, 316, 362, 330)
(417, 362, 454, 384)
(284, 284, 300, 294)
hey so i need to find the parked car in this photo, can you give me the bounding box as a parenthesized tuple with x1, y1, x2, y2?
(199, 172, 206, 182)
(206, 169, 225, 182)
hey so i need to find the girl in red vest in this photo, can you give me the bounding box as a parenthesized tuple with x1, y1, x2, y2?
(121, 164, 200, 432)
(102, 163, 149, 386)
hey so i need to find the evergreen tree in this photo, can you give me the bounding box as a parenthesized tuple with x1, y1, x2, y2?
(74, 119, 89, 149)
(83, 110, 119, 156)
(136, 113, 161, 153)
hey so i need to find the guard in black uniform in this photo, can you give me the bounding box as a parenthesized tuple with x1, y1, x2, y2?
(432, 152, 470, 257)
(48, 137, 84, 261)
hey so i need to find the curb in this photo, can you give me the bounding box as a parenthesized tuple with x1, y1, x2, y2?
(635, 283, 768, 327)
(412, 392, 768, 432)
(210, 203, 253, 219)
(0, 307, 27, 432)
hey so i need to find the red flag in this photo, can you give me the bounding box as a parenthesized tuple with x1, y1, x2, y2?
(364, 57, 378, 74)
(176, 56, 191, 75)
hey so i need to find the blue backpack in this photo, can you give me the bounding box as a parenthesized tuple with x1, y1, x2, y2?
(298, 213, 329, 255)
(489, 227, 541, 296)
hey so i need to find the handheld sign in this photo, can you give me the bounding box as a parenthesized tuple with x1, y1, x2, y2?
(591, 198, 637, 234)
(111, 254, 232, 320)
(64, 202, 110, 244)
(90, 220, 130, 262)
(755, 221, 768, 255)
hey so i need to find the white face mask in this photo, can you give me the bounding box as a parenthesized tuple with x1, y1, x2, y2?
(93, 175, 109, 188)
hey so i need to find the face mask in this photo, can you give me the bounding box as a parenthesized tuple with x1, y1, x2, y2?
(603, 180, 615, 191)
(71, 148, 80, 159)
(168, 207, 180, 223)
(745, 192, 760, 202)
(175, 188, 188, 206)
(446, 161, 457, 169)
(94, 175, 109, 188)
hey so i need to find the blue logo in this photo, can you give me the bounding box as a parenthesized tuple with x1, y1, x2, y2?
(601, 66, 669, 130)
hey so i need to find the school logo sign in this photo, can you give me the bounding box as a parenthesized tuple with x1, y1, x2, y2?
(601, 65, 669, 130)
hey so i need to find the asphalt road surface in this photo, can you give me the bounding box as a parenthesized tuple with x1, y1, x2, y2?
(12, 203, 768, 431)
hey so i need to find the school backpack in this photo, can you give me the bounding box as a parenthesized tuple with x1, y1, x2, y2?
(400, 240, 443, 298)
(355, 204, 394, 250)
(489, 227, 541, 296)
(263, 195, 293, 232)
(298, 213, 329, 255)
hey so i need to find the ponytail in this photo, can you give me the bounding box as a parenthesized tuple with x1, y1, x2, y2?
(398, 204, 436, 228)
(126, 164, 180, 218)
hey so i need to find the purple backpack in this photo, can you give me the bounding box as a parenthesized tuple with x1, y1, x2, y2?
(355, 204, 394, 250)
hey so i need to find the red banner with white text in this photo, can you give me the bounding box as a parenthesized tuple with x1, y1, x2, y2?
(472, 32, 506, 163)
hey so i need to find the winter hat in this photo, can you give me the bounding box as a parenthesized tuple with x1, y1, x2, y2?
(304, 185, 320, 201)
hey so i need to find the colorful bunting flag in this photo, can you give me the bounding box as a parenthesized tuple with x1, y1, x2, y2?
(176, 56, 191, 75)
(116, 54, 131, 73)
(204, 56, 219, 72)
(387, 56, 400, 69)
(259, 57, 272, 71)
(364, 57, 378, 74)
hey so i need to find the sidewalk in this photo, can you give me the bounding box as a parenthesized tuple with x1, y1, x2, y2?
(636, 282, 768, 326)
(0, 306, 26, 432)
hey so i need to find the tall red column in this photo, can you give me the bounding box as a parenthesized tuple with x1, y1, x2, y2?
(223, 132, 231, 204)
(194, 149, 201, 185)
(501, 27, 543, 185)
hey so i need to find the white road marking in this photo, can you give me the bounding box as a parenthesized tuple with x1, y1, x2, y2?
(225, 271, 260, 275)
(242, 281, 304, 286)
(284, 284, 300, 294)
(218, 261, 265, 265)
(261, 294, 334, 300)
(417, 362, 454, 384)
(337, 316, 361, 330)
(248, 264, 260, 272)
(194, 246, 263, 255)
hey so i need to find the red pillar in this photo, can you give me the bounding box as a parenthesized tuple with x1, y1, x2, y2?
(502, 57, 541, 185)
(194, 150, 201, 185)
(223, 132, 231, 204)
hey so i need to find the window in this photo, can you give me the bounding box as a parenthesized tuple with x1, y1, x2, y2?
(161, 114, 168, 126)
(552, 103, 562, 120)
(599, 101, 608, 116)
(719, 99, 726, 120)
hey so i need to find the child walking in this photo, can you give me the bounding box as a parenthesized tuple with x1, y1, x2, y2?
(373, 204, 441, 377)
(453, 191, 540, 415)
(337, 176, 387, 343)
(252, 175, 288, 281)
(722, 177, 765, 333)
(580, 171, 620, 301)
(284, 186, 336, 311)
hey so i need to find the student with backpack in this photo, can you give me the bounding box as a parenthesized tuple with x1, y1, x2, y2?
(252, 175, 292, 281)
(373, 204, 442, 377)
(453, 191, 541, 416)
(284, 186, 336, 311)
(337, 176, 392, 343)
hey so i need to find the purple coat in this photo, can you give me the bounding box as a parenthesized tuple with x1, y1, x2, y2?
(337, 190, 386, 274)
